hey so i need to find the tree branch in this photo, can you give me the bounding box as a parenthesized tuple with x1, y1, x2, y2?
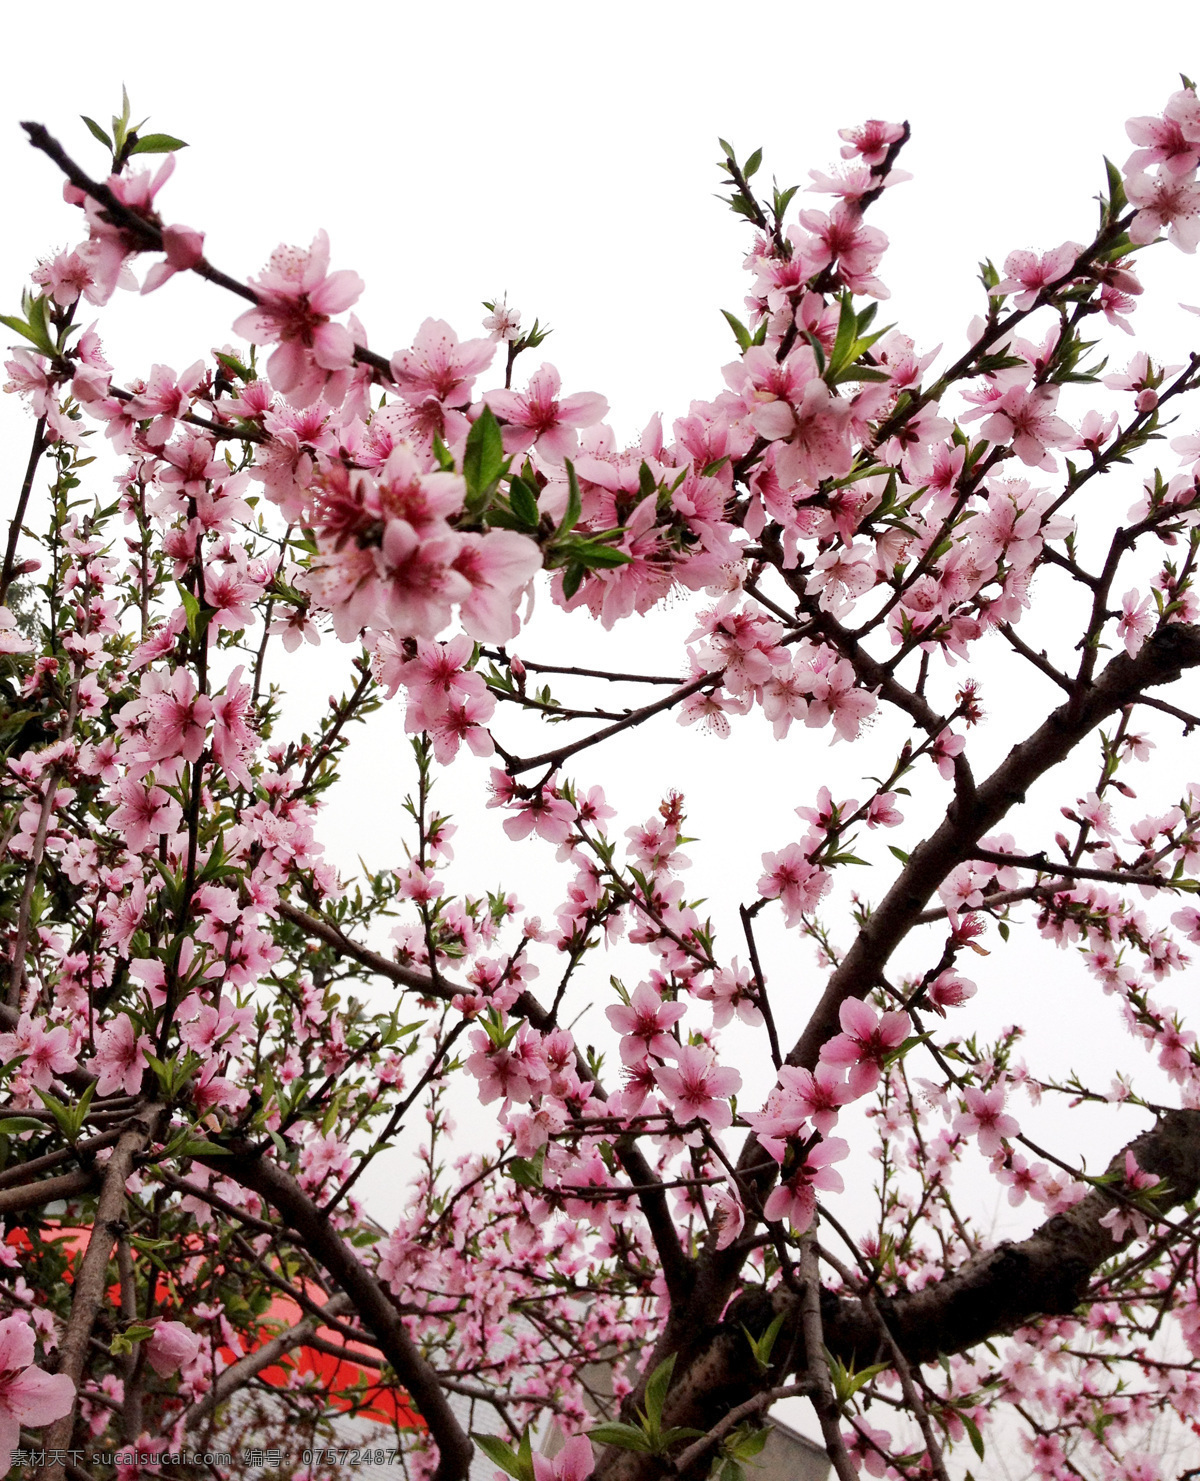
(0, 1165, 98, 1216)
(182, 1295, 353, 1429)
(43, 1105, 164, 1481)
(212, 1141, 475, 1481)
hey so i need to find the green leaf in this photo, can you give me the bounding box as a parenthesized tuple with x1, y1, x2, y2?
(128, 133, 188, 155)
(638, 461, 657, 503)
(586, 1423, 652, 1454)
(508, 477, 540, 529)
(0, 1117, 45, 1135)
(721, 310, 751, 352)
(110, 1324, 155, 1357)
(36, 1081, 95, 1142)
(743, 1311, 786, 1372)
(829, 293, 859, 378)
(962, 1411, 985, 1460)
(431, 433, 455, 472)
(178, 1139, 229, 1158)
(81, 116, 113, 151)
(0, 305, 53, 357)
(1103, 157, 1128, 217)
(508, 1149, 545, 1189)
(724, 1425, 770, 1462)
(463, 406, 505, 512)
(644, 1354, 675, 1428)
(743, 147, 762, 179)
(560, 459, 582, 537)
(472, 1434, 532, 1481)
(571, 541, 630, 570)
(888, 845, 910, 864)
(658, 1427, 705, 1448)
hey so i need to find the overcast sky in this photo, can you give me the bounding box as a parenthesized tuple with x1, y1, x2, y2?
(4, 10, 1200, 1432)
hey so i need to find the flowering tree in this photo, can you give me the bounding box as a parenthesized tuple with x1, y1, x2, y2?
(4, 79, 1200, 1481)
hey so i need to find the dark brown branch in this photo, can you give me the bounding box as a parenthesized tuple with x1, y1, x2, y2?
(597, 624, 1200, 1481)
(601, 1109, 1200, 1481)
(277, 899, 438, 994)
(0, 1126, 123, 1189)
(182, 1295, 352, 1428)
(784, 624, 1200, 1102)
(21, 123, 393, 380)
(277, 899, 695, 1303)
(2, 415, 47, 608)
(969, 847, 1171, 888)
(1134, 692, 1200, 734)
(211, 1141, 474, 1481)
(503, 673, 716, 777)
(43, 1105, 163, 1481)
(0, 1165, 98, 1216)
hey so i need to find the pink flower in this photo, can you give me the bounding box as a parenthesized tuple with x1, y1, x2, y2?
(930, 728, 965, 780)
(1099, 1152, 1162, 1242)
(486, 364, 609, 463)
(0, 1014, 78, 1090)
(465, 1024, 550, 1105)
(804, 656, 877, 742)
(0, 1315, 75, 1457)
(866, 792, 903, 828)
(926, 971, 977, 1015)
(1125, 171, 1200, 252)
(93, 1014, 153, 1096)
(72, 158, 177, 304)
(746, 1063, 853, 1157)
(844, 1419, 894, 1478)
(390, 318, 495, 410)
(653, 1044, 742, 1131)
(771, 380, 856, 489)
(483, 295, 522, 341)
(126, 361, 206, 446)
(499, 787, 576, 845)
(757, 844, 830, 927)
(1127, 97, 1200, 177)
(820, 999, 911, 1098)
(711, 1183, 746, 1250)
(954, 1083, 1019, 1157)
(144, 1320, 202, 1378)
(694, 959, 764, 1029)
(797, 202, 890, 297)
(299, 1131, 352, 1190)
(452, 530, 543, 644)
(106, 779, 181, 853)
(31, 249, 96, 307)
(232, 231, 364, 405)
(141, 223, 205, 295)
(997, 1153, 1049, 1207)
(373, 524, 471, 640)
(761, 1136, 849, 1232)
(606, 983, 687, 1064)
(1117, 588, 1155, 656)
(992, 242, 1081, 309)
(838, 119, 906, 166)
(211, 667, 256, 789)
(145, 668, 213, 765)
(533, 1433, 595, 1481)
(428, 692, 496, 764)
(980, 384, 1074, 469)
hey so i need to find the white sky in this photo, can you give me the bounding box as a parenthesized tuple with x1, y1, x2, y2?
(4, 6, 1200, 1460)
